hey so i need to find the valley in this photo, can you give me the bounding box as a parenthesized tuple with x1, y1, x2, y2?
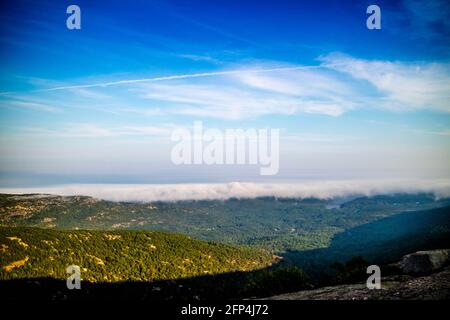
(0, 192, 449, 299)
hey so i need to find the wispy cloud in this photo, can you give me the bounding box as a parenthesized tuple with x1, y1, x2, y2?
(21, 123, 175, 138)
(32, 66, 321, 93)
(138, 82, 300, 119)
(176, 53, 222, 64)
(3, 53, 450, 120)
(320, 53, 450, 113)
(131, 54, 450, 119)
(0, 100, 62, 113)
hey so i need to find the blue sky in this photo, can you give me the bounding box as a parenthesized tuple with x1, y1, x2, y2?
(0, 0, 449, 186)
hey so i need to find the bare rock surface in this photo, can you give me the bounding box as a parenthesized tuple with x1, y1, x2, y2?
(264, 267, 450, 300)
(263, 250, 450, 300)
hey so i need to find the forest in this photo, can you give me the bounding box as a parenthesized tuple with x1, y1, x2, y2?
(1, 193, 449, 299)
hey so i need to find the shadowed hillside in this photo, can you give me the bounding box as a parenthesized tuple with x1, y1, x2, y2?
(287, 205, 450, 276)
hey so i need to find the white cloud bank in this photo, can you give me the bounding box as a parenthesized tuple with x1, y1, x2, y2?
(1, 179, 450, 202)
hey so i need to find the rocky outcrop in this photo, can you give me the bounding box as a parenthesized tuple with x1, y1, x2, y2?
(398, 249, 450, 275)
(262, 249, 450, 300)
(264, 266, 450, 300)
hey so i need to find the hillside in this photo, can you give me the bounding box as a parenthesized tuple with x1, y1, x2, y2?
(287, 205, 450, 273)
(1, 193, 449, 254)
(0, 226, 273, 283)
(0, 227, 312, 299)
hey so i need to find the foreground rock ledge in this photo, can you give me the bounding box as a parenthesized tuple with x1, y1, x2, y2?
(262, 266, 450, 300)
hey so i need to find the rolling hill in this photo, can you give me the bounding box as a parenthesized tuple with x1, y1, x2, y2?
(0, 226, 311, 300)
(1, 193, 449, 254)
(0, 226, 274, 283)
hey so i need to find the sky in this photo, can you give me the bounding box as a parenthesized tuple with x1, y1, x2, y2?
(0, 0, 449, 188)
